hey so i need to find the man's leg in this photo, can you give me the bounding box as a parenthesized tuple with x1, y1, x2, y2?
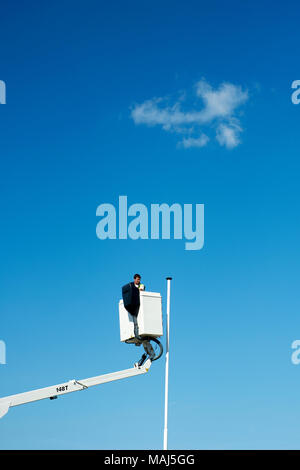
(133, 314, 139, 338)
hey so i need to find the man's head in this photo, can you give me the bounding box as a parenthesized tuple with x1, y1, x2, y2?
(133, 274, 141, 286)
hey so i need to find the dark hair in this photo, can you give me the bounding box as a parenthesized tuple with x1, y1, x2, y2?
(134, 273, 141, 279)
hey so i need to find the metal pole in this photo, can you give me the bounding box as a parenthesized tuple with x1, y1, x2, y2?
(163, 277, 172, 450)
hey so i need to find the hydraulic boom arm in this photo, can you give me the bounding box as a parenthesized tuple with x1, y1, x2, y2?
(0, 359, 151, 419)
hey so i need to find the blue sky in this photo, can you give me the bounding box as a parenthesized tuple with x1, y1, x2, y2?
(1, 0, 300, 449)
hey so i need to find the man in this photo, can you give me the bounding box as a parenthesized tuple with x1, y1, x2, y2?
(122, 274, 145, 338)
(131, 274, 146, 339)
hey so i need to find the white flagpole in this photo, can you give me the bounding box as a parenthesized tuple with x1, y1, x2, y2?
(163, 276, 172, 450)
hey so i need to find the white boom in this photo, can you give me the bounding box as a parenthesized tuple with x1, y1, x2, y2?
(0, 359, 152, 419)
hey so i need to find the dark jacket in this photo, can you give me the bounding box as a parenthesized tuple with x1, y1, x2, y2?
(122, 282, 140, 317)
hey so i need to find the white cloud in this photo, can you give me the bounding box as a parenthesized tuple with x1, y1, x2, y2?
(216, 121, 242, 149)
(179, 134, 210, 148)
(130, 79, 248, 149)
(195, 80, 248, 121)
